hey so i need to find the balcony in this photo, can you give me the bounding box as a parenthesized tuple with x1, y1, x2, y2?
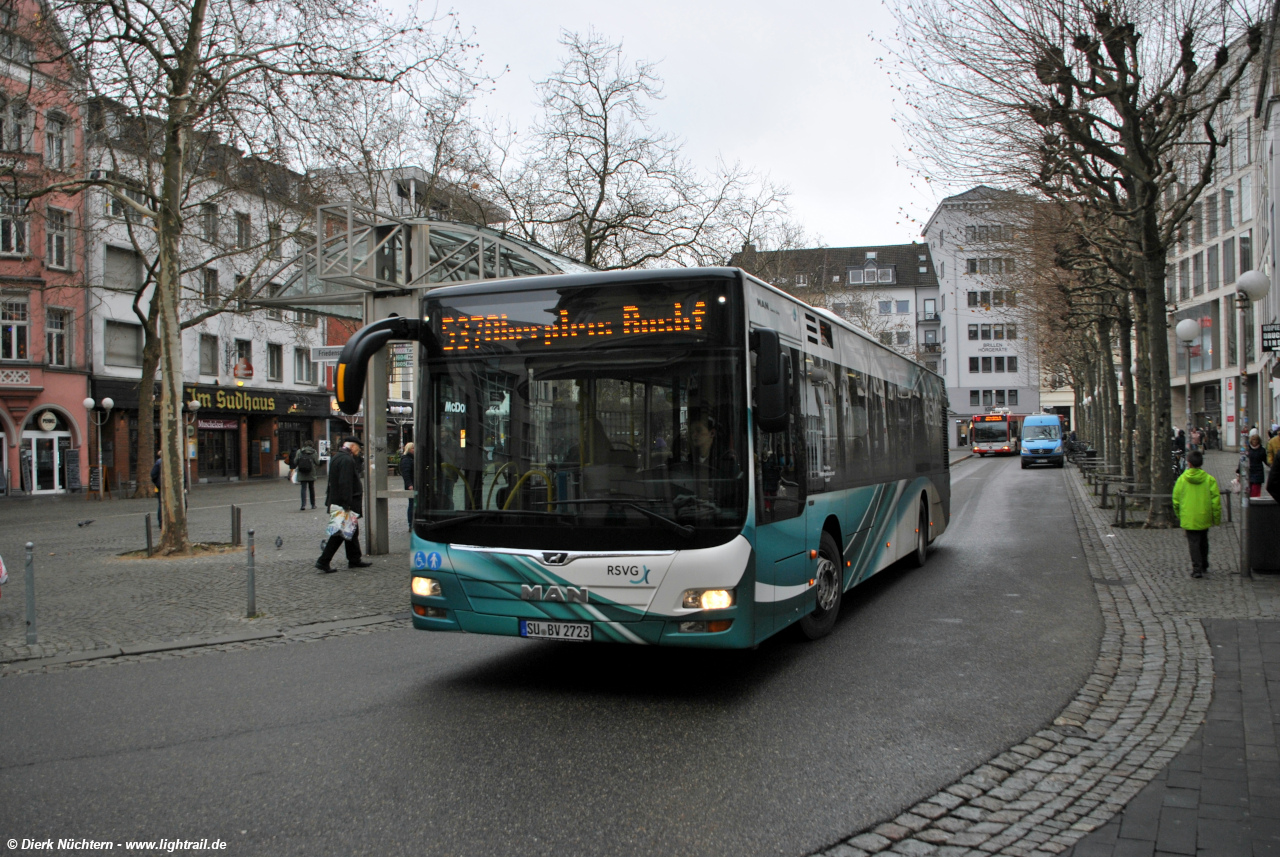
(917, 311, 941, 323)
(919, 342, 942, 353)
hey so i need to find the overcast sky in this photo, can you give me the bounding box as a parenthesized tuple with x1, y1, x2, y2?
(452, 0, 953, 249)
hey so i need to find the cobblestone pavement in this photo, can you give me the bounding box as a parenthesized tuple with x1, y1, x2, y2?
(811, 455, 1280, 857)
(0, 478, 415, 667)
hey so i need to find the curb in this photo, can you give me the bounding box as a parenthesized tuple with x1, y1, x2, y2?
(0, 612, 412, 670)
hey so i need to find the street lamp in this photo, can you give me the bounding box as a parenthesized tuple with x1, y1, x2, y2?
(1234, 268, 1270, 577)
(1175, 317, 1200, 443)
(82, 396, 114, 498)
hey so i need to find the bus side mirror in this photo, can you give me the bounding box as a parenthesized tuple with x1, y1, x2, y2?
(335, 317, 422, 415)
(752, 328, 788, 434)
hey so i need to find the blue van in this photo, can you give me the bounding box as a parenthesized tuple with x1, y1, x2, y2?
(1021, 415, 1065, 468)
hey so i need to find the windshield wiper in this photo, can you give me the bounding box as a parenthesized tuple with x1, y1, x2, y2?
(419, 509, 558, 535)
(621, 503, 695, 538)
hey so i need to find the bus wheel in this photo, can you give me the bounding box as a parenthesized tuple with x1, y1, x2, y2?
(907, 501, 929, 568)
(800, 532, 842, 640)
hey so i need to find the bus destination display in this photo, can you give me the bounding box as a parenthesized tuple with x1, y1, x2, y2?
(438, 301, 707, 352)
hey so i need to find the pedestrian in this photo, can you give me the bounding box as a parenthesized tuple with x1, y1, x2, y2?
(1245, 432, 1267, 499)
(1189, 426, 1202, 452)
(1173, 429, 1186, 454)
(291, 442, 318, 510)
(1172, 449, 1221, 579)
(315, 437, 372, 573)
(150, 453, 162, 528)
(1267, 424, 1280, 468)
(400, 442, 415, 528)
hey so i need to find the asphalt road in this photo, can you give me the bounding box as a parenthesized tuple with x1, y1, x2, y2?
(0, 455, 1102, 857)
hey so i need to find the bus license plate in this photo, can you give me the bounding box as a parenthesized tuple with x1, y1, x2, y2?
(520, 620, 592, 642)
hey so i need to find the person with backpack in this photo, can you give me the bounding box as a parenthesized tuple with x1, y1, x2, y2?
(291, 442, 318, 510)
(1172, 449, 1221, 579)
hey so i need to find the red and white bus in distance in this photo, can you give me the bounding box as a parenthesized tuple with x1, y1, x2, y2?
(971, 410, 1022, 455)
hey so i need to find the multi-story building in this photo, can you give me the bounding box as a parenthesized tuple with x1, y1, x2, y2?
(83, 113, 329, 486)
(922, 186, 1041, 445)
(1167, 70, 1278, 444)
(0, 0, 91, 494)
(730, 242, 941, 367)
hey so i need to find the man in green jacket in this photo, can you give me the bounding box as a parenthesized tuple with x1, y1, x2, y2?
(1172, 450, 1221, 579)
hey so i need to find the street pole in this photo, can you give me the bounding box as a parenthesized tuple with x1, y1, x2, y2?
(1234, 270, 1272, 577)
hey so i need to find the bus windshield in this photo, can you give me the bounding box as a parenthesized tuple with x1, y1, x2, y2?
(972, 421, 1010, 443)
(419, 279, 747, 551)
(1023, 424, 1061, 441)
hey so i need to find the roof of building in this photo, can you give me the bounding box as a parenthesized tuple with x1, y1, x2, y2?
(731, 242, 938, 289)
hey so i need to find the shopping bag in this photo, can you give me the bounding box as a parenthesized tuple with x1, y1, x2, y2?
(326, 505, 347, 538)
(340, 510, 360, 540)
(291, 469, 298, 484)
(0, 553, 7, 586)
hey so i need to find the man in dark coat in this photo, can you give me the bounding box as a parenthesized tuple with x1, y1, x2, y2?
(400, 442, 415, 528)
(315, 437, 372, 572)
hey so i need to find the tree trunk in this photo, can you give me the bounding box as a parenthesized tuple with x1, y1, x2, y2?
(1118, 302, 1136, 481)
(1131, 282, 1152, 495)
(1139, 232, 1176, 527)
(1100, 316, 1122, 468)
(135, 299, 162, 500)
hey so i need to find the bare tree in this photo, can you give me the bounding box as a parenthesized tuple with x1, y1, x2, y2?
(477, 29, 787, 270)
(889, 0, 1263, 524)
(32, 0, 480, 552)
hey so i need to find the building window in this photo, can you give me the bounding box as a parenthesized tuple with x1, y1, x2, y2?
(969, 357, 979, 373)
(994, 356, 1005, 372)
(201, 203, 218, 243)
(1223, 237, 1236, 283)
(1240, 231, 1252, 272)
(268, 343, 283, 381)
(982, 390, 993, 407)
(1192, 252, 1205, 295)
(967, 259, 978, 275)
(202, 268, 219, 305)
(924, 328, 937, 343)
(1191, 202, 1203, 245)
(1008, 389, 1018, 406)
(104, 320, 143, 367)
(877, 268, 893, 283)
(1, 197, 28, 255)
(268, 224, 282, 259)
(296, 309, 318, 328)
(878, 300, 892, 315)
(848, 269, 864, 284)
(44, 111, 70, 169)
(895, 330, 910, 345)
(979, 290, 992, 305)
(993, 324, 1005, 340)
(970, 390, 980, 406)
(1007, 356, 1018, 372)
(0, 30, 33, 67)
(1207, 245, 1219, 291)
(1, 98, 33, 151)
(967, 291, 979, 307)
(1007, 324, 1017, 340)
(995, 390, 1006, 406)
(923, 298, 936, 317)
(2, 298, 28, 359)
(794, 273, 807, 286)
(233, 275, 249, 312)
(46, 308, 69, 366)
(968, 324, 978, 340)
(980, 324, 992, 340)
(1240, 175, 1252, 222)
(105, 184, 146, 221)
(199, 334, 218, 375)
(1206, 195, 1219, 238)
(235, 339, 251, 377)
(981, 356, 992, 372)
(45, 207, 69, 269)
(877, 332, 892, 346)
(235, 212, 251, 249)
(895, 300, 909, 314)
(1179, 258, 1190, 300)
(1223, 188, 1235, 229)
(265, 282, 283, 320)
(991, 290, 1005, 307)
(294, 347, 317, 384)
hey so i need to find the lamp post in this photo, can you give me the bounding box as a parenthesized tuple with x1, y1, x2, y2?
(1175, 318, 1200, 444)
(1234, 269, 1271, 576)
(183, 399, 201, 498)
(82, 396, 114, 497)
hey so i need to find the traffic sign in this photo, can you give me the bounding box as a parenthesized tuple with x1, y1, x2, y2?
(310, 346, 344, 363)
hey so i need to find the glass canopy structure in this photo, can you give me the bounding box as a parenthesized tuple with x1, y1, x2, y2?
(252, 203, 592, 318)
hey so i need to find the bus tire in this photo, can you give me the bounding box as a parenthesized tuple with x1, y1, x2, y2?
(907, 500, 929, 568)
(799, 531, 842, 640)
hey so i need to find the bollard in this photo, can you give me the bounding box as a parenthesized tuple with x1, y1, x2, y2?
(145, 513, 154, 557)
(231, 505, 243, 547)
(24, 541, 35, 645)
(246, 528, 256, 618)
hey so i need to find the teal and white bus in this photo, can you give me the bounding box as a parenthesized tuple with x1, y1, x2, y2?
(335, 267, 950, 648)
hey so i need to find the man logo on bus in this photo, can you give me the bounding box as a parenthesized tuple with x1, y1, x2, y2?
(521, 584, 588, 604)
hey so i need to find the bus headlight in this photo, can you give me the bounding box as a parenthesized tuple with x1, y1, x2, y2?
(682, 588, 735, 609)
(412, 577, 442, 597)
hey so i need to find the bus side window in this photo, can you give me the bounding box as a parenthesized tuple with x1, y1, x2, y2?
(756, 348, 804, 524)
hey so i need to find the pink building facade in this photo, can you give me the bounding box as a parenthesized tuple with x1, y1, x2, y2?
(0, 0, 91, 494)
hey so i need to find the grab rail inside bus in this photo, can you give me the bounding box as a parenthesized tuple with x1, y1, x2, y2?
(334, 316, 423, 415)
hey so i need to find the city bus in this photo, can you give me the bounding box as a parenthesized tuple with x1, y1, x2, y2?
(335, 267, 951, 648)
(970, 410, 1021, 455)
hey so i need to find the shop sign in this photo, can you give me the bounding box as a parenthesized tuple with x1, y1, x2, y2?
(1263, 323, 1280, 352)
(187, 387, 277, 413)
(232, 357, 254, 380)
(38, 410, 58, 431)
(198, 418, 240, 430)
